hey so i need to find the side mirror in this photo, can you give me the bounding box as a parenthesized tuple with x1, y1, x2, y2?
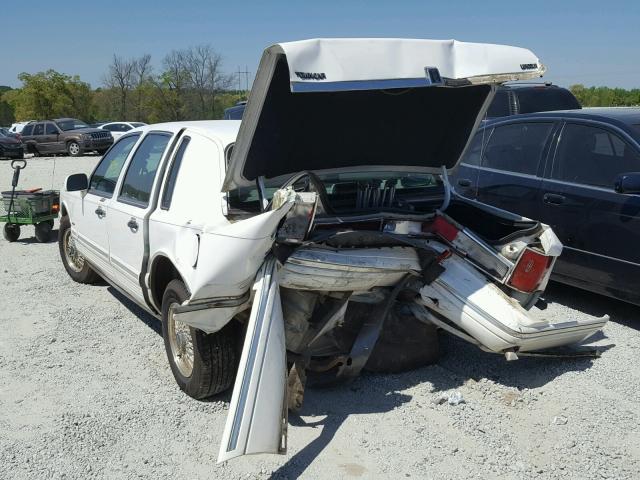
(614, 172, 640, 194)
(65, 173, 88, 192)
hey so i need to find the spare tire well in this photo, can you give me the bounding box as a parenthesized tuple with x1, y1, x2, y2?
(150, 256, 184, 310)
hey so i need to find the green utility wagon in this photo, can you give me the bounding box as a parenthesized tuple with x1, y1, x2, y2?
(1, 160, 59, 242)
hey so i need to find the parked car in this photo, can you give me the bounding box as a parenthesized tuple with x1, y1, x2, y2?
(58, 39, 607, 461)
(0, 126, 21, 140)
(222, 84, 580, 122)
(99, 121, 147, 140)
(21, 118, 113, 157)
(452, 108, 640, 305)
(223, 101, 247, 120)
(0, 129, 24, 159)
(486, 82, 581, 119)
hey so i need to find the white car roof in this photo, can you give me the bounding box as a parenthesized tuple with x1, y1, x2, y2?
(131, 120, 240, 146)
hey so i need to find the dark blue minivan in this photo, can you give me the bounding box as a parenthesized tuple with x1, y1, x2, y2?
(452, 108, 640, 305)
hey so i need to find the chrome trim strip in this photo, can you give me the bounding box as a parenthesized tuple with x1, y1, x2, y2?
(176, 291, 251, 313)
(563, 246, 640, 267)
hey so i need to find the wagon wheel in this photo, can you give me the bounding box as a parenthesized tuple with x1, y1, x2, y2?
(34, 222, 52, 243)
(3, 224, 20, 242)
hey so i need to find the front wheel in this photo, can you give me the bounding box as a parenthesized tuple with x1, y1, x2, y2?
(161, 279, 238, 399)
(67, 141, 82, 157)
(58, 216, 99, 283)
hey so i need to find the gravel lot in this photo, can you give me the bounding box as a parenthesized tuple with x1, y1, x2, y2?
(1, 155, 640, 480)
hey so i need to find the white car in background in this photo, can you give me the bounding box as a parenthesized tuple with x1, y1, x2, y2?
(99, 121, 147, 140)
(9, 121, 34, 134)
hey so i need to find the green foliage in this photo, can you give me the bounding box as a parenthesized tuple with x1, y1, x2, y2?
(8, 70, 94, 121)
(0, 86, 16, 125)
(570, 84, 640, 107)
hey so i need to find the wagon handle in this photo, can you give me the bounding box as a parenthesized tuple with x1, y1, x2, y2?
(10, 159, 26, 188)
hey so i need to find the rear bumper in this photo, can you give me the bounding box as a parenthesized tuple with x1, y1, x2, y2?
(419, 254, 608, 352)
(0, 145, 24, 158)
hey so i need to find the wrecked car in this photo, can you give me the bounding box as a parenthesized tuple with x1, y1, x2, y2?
(58, 38, 608, 462)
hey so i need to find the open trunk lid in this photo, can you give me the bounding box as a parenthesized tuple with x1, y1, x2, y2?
(222, 38, 545, 191)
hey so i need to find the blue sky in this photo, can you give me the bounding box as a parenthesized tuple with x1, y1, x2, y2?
(1, 0, 638, 89)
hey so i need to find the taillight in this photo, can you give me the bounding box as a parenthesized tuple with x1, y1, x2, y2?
(507, 248, 552, 293)
(51, 203, 60, 214)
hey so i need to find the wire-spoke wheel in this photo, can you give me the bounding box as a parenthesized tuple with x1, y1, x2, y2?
(58, 216, 99, 283)
(167, 302, 195, 378)
(161, 279, 238, 399)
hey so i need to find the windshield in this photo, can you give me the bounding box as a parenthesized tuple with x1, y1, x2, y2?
(56, 119, 90, 131)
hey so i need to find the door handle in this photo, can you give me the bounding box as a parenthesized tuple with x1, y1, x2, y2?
(543, 193, 566, 205)
(94, 207, 106, 218)
(127, 218, 139, 232)
(457, 178, 472, 187)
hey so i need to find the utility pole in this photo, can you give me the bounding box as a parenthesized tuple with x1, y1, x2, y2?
(237, 65, 250, 93)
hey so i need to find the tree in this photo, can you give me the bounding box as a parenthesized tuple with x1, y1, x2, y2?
(182, 45, 233, 118)
(7, 70, 93, 120)
(0, 86, 15, 125)
(104, 55, 135, 119)
(132, 54, 152, 121)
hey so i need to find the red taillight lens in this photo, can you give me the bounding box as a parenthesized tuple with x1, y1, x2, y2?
(426, 215, 459, 242)
(51, 203, 60, 214)
(508, 248, 552, 293)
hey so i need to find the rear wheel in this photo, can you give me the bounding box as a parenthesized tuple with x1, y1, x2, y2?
(58, 216, 99, 283)
(34, 221, 52, 243)
(3, 224, 20, 242)
(161, 279, 237, 399)
(67, 141, 82, 157)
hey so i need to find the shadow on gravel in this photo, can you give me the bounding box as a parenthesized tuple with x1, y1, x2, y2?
(107, 286, 162, 335)
(544, 281, 640, 330)
(12, 228, 59, 244)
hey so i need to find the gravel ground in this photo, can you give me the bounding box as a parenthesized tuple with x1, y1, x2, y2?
(1, 155, 639, 480)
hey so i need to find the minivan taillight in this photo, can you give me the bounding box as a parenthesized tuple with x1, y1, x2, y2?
(507, 248, 552, 293)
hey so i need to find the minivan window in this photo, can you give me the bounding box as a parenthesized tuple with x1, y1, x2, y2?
(89, 134, 140, 196)
(119, 133, 171, 207)
(482, 122, 553, 175)
(552, 124, 640, 188)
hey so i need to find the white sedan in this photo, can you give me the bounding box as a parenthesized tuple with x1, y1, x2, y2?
(98, 121, 147, 140)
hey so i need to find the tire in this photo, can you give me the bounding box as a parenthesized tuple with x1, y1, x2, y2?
(67, 141, 82, 157)
(34, 221, 53, 243)
(365, 305, 440, 373)
(58, 216, 99, 283)
(3, 224, 20, 242)
(161, 279, 237, 399)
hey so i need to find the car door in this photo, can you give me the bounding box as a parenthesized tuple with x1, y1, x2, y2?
(31, 122, 46, 153)
(475, 120, 557, 221)
(74, 134, 141, 274)
(108, 131, 173, 304)
(539, 121, 640, 300)
(42, 122, 61, 153)
(451, 130, 485, 199)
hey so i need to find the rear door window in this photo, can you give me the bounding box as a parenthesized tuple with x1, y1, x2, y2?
(551, 123, 640, 188)
(89, 134, 140, 196)
(482, 122, 554, 175)
(119, 132, 171, 207)
(161, 136, 190, 210)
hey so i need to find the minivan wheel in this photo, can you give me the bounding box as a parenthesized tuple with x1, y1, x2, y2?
(58, 216, 99, 283)
(67, 141, 82, 157)
(161, 279, 237, 399)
